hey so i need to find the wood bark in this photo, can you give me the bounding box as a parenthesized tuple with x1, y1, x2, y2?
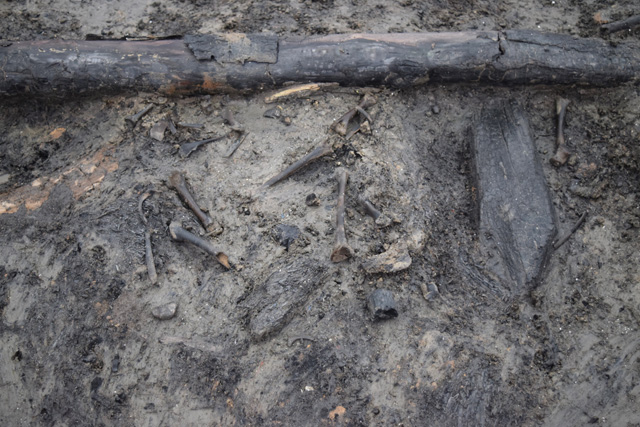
(1, 30, 639, 98)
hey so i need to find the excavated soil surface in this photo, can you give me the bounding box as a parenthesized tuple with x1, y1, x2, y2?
(1, 1, 639, 425)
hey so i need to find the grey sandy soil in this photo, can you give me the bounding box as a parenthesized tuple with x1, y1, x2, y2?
(1, 0, 639, 426)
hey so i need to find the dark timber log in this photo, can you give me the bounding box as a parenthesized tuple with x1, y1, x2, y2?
(1, 30, 639, 98)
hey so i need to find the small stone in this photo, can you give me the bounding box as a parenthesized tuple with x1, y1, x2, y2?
(374, 214, 392, 228)
(152, 302, 178, 320)
(272, 224, 300, 251)
(420, 282, 439, 301)
(367, 289, 398, 320)
(305, 193, 320, 206)
(281, 116, 292, 126)
(432, 105, 440, 114)
(263, 106, 282, 119)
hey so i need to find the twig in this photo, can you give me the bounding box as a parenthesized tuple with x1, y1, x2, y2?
(553, 212, 587, 250)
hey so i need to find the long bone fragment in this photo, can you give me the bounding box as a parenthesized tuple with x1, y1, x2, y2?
(331, 168, 353, 263)
(263, 142, 333, 188)
(168, 171, 214, 230)
(169, 221, 230, 269)
(550, 98, 571, 167)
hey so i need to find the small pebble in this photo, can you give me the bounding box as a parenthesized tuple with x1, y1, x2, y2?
(152, 302, 178, 320)
(273, 224, 300, 251)
(305, 193, 320, 207)
(432, 105, 440, 114)
(263, 106, 282, 119)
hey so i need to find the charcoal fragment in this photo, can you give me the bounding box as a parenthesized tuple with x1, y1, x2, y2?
(368, 289, 398, 320)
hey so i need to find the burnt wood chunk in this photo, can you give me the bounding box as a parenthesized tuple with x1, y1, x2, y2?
(471, 99, 556, 294)
(243, 259, 327, 341)
(367, 289, 398, 320)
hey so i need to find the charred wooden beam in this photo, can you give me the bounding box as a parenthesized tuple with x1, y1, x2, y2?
(1, 30, 639, 98)
(471, 99, 557, 295)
